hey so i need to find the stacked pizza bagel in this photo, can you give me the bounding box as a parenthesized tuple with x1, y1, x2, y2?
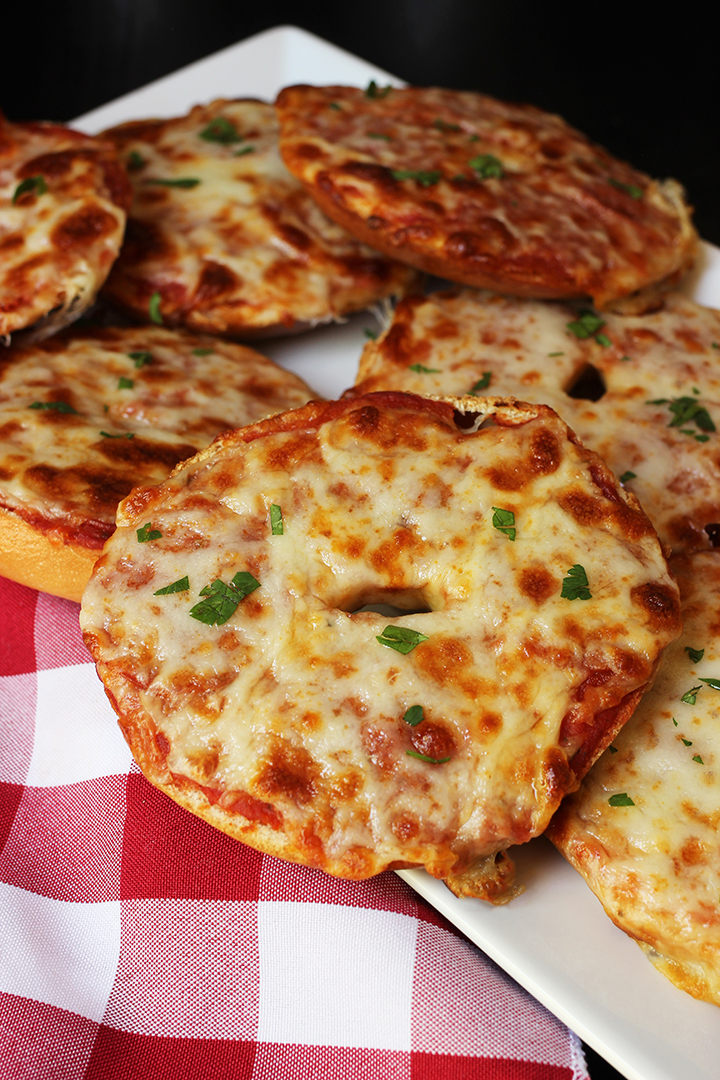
(3, 83, 719, 1003)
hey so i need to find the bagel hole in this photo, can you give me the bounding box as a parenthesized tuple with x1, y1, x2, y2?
(566, 363, 606, 401)
(342, 587, 433, 617)
(453, 409, 497, 432)
(353, 602, 432, 617)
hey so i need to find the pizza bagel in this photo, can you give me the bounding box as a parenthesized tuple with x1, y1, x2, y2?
(0, 115, 131, 340)
(352, 287, 720, 552)
(0, 325, 317, 601)
(80, 392, 680, 902)
(100, 99, 419, 336)
(276, 84, 697, 310)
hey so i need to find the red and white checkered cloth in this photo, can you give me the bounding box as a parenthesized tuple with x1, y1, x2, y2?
(0, 576, 589, 1080)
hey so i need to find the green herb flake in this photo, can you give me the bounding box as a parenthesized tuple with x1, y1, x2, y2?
(620, 355, 632, 362)
(192, 347, 214, 356)
(13, 175, 47, 203)
(686, 646, 705, 664)
(434, 118, 461, 132)
(117, 376, 134, 390)
(561, 564, 592, 600)
(376, 626, 429, 654)
(595, 333, 612, 347)
(609, 746, 618, 753)
(368, 132, 392, 140)
(154, 575, 190, 596)
(491, 506, 516, 542)
(468, 134, 480, 142)
(672, 717, 679, 726)
(547, 351, 565, 357)
(693, 754, 705, 764)
(406, 750, 451, 764)
(148, 292, 163, 324)
(199, 116, 241, 144)
(566, 310, 605, 339)
(129, 351, 153, 367)
(391, 169, 442, 187)
(144, 177, 201, 189)
(329, 102, 341, 111)
(364, 328, 378, 340)
(681, 685, 702, 704)
(403, 705, 424, 726)
(189, 571, 261, 625)
(699, 677, 720, 691)
(608, 177, 643, 199)
(649, 395, 716, 436)
(270, 504, 283, 535)
(100, 430, 135, 439)
(234, 146, 255, 156)
(682, 738, 693, 746)
(137, 522, 162, 543)
(712, 342, 720, 350)
(619, 471, 636, 483)
(366, 80, 392, 99)
(126, 150, 146, 171)
(469, 153, 503, 179)
(609, 793, 635, 807)
(29, 401, 79, 414)
(409, 363, 441, 373)
(469, 371, 492, 393)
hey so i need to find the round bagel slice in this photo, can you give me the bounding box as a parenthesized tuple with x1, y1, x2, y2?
(81, 392, 680, 901)
(100, 99, 419, 336)
(276, 84, 697, 310)
(0, 115, 131, 340)
(0, 325, 317, 601)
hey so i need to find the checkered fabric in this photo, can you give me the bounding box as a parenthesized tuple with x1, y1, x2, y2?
(0, 576, 589, 1080)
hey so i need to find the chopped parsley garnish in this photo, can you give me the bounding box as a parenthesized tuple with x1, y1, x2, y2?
(364, 328, 378, 340)
(117, 376, 134, 390)
(148, 292, 163, 324)
(620, 355, 632, 362)
(491, 506, 516, 541)
(681, 685, 702, 704)
(686, 646, 705, 664)
(100, 430, 134, 439)
(681, 738, 693, 746)
(609, 793, 635, 807)
(329, 102, 341, 111)
(619, 471, 636, 483)
(129, 351, 153, 367)
(713, 342, 720, 350)
(470, 372, 492, 393)
(469, 153, 503, 179)
(199, 116, 242, 143)
(434, 118, 461, 132)
(126, 151, 145, 171)
(406, 750, 451, 764)
(13, 176, 47, 203)
(547, 351, 565, 357)
(403, 705, 424, 726)
(409, 363, 440, 373)
(608, 178, 643, 199)
(137, 522, 162, 543)
(468, 134, 480, 142)
(376, 626, 428, 654)
(672, 717, 679, 726)
(566, 310, 605, 339)
(144, 177, 201, 188)
(561, 564, 592, 600)
(699, 677, 720, 690)
(646, 396, 715, 438)
(391, 169, 442, 187)
(693, 755, 705, 764)
(189, 571, 261, 625)
(154, 575, 190, 595)
(270, 504, 283, 535)
(366, 80, 392, 98)
(368, 132, 391, 140)
(192, 347, 214, 356)
(29, 401, 78, 414)
(595, 333, 612, 347)
(234, 146, 255, 156)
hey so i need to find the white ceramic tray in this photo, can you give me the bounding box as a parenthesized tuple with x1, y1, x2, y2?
(74, 26, 720, 1080)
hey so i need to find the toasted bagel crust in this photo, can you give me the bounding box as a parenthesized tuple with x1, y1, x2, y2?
(276, 85, 697, 309)
(81, 392, 680, 901)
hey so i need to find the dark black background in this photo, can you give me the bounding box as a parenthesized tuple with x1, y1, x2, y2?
(2, 4, 717, 1077)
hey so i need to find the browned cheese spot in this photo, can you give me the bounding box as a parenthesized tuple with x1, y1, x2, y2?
(383, 320, 430, 369)
(255, 742, 319, 807)
(414, 635, 483, 700)
(630, 581, 681, 633)
(410, 721, 456, 761)
(370, 527, 424, 585)
(517, 565, 557, 604)
(330, 770, 363, 803)
(264, 434, 318, 471)
(361, 724, 397, 777)
(186, 745, 220, 783)
(52, 205, 118, 250)
(4, 253, 50, 292)
(23, 463, 134, 514)
(542, 746, 573, 804)
(193, 261, 238, 304)
(559, 486, 605, 527)
(167, 668, 237, 720)
(121, 218, 176, 263)
(486, 428, 562, 491)
(680, 837, 708, 867)
(391, 812, 420, 842)
(295, 142, 323, 160)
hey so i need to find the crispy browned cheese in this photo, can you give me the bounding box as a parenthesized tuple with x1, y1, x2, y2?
(548, 551, 720, 1006)
(100, 99, 419, 336)
(0, 325, 317, 600)
(81, 393, 680, 902)
(0, 117, 130, 339)
(276, 85, 697, 309)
